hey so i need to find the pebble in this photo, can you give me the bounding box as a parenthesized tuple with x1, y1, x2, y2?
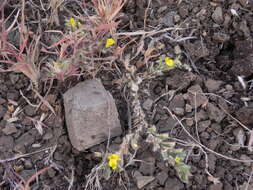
(142, 98, 153, 111)
(2, 122, 18, 135)
(174, 15, 181, 23)
(212, 7, 223, 24)
(174, 45, 181, 55)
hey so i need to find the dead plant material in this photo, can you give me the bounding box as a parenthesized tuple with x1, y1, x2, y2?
(23, 165, 53, 190)
(91, 0, 126, 25)
(0, 1, 40, 87)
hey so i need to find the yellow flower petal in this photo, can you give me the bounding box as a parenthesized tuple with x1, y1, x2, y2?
(106, 38, 116, 48)
(165, 56, 175, 67)
(175, 156, 182, 164)
(108, 154, 120, 170)
(68, 17, 77, 28)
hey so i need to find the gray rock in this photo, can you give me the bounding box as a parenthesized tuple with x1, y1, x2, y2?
(15, 132, 35, 148)
(64, 79, 122, 151)
(212, 33, 230, 43)
(139, 156, 156, 176)
(156, 171, 168, 185)
(136, 176, 155, 189)
(212, 7, 223, 24)
(165, 177, 184, 190)
(207, 103, 226, 122)
(0, 136, 14, 152)
(0, 106, 6, 119)
(43, 132, 53, 140)
(142, 98, 153, 111)
(2, 122, 17, 135)
(208, 183, 223, 190)
(0, 97, 6, 105)
(188, 85, 208, 108)
(205, 79, 223, 92)
(163, 12, 176, 27)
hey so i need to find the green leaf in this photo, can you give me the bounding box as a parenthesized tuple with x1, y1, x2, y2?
(174, 163, 191, 183)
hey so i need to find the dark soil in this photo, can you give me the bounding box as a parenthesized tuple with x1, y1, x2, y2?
(1, 0, 253, 189)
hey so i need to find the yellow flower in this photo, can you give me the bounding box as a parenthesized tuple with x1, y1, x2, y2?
(165, 56, 175, 67)
(105, 38, 116, 48)
(108, 154, 120, 170)
(175, 156, 182, 164)
(68, 17, 78, 29)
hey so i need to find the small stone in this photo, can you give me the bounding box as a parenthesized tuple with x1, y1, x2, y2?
(2, 122, 17, 135)
(200, 132, 210, 139)
(0, 136, 14, 152)
(212, 33, 230, 43)
(165, 177, 184, 190)
(239, 20, 251, 37)
(188, 85, 208, 108)
(233, 128, 246, 146)
(178, 6, 189, 18)
(54, 152, 63, 161)
(173, 107, 184, 116)
(240, 155, 251, 166)
(0, 97, 6, 105)
(157, 6, 167, 14)
(225, 84, 233, 91)
(223, 14, 231, 27)
(174, 15, 181, 23)
(185, 104, 192, 113)
(15, 132, 35, 148)
(20, 170, 36, 181)
(163, 12, 176, 27)
(43, 132, 53, 140)
(212, 7, 223, 24)
(24, 105, 36, 116)
(64, 79, 122, 151)
(238, 0, 248, 7)
(142, 98, 153, 111)
(136, 176, 155, 189)
(198, 120, 211, 132)
(47, 168, 56, 178)
(207, 103, 226, 122)
(205, 79, 223, 92)
(208, 139, 219, 150)
(174, 45, 181, 55)
(196, 110, 208, 122)
(24, 160, 33, 169)
(156, 171, 168, 185)
(0, 106, 6, 119)
(236, 107, 253, 125)
(169, 94, 185, 115)
(139, 157, 156, 176)
(186, 118, 194, 127)
(9, 73, 19, 85)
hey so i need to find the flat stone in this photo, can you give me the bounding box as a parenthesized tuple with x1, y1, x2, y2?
(2, 122, 17, 135)
(15, 132, 35, 148)
(207, 103, 226, 122)
(162, 12, 176, 27)
(64, 79, 122, 151)
(139, 156, 156, 176)
(142, 98, 153, 111)
(212, 7, 223, 24)
(165, 177, 184, 190)
(212, 33, 230, 43)
(208, 182, 223, 190)
(136, 176, 155, 189)
(156, 171, 168, 185)
(188, 85, 208, 108)
(0, 136, 14, 152)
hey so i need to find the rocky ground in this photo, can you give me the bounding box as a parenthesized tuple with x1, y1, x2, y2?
(0, 0, 253, 189)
